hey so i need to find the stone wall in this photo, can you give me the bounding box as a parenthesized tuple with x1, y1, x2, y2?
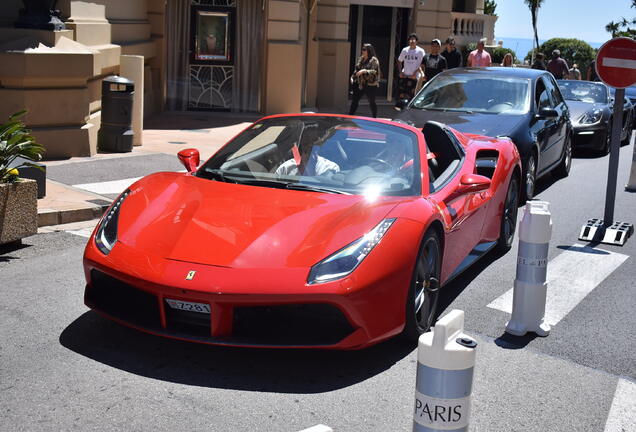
(0, 0, 165, 159)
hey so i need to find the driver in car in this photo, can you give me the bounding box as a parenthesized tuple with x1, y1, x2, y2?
(276, 141, 340, 176)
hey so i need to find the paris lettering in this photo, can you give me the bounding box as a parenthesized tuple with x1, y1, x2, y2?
(414, 399, 463, 424)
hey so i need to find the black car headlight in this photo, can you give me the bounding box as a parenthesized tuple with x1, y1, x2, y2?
(307, 218, 395, 284)
(578, 110, 602, 125)
(95, 189, 130, 255)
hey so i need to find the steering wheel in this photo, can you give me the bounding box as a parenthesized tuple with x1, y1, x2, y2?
(362, 157, 393, 172)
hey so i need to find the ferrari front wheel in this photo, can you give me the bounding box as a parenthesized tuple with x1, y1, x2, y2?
(402, 230, 442, 342)
(496, 174, 520, 252)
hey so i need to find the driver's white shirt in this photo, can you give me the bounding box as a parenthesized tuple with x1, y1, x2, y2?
(276, 156, 340, 176)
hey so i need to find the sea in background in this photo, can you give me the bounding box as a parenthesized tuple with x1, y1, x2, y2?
(497, 36, 603, 62)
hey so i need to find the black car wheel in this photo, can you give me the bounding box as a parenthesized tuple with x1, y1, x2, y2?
(497, 174, 520, 252)
(554, 133, 572, 178)
(402, 230, 441, 341)
(621, 129, 632, 146)
(523, 153, 537, 202)
(602, 126, 611, 155)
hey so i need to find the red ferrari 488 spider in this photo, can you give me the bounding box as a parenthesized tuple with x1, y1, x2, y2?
(83, 114, 521, 349)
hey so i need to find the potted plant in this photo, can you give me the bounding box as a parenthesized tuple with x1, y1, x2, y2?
(0, 111, 44, 245)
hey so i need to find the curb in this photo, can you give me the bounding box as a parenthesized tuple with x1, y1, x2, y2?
(38, 203, 109, 227)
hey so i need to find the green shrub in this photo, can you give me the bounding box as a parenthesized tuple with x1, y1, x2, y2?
(525, 38, 596, 76)
(0, 111, 44, 183)
(491, 47, 517, 65)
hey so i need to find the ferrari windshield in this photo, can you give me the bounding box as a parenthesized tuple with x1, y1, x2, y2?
(198, 116, 421, 196)
(557, 81, 608, 104)
(410, 73, 531, 114)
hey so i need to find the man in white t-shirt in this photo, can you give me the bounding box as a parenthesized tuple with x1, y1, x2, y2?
(395, 33, 425, 110)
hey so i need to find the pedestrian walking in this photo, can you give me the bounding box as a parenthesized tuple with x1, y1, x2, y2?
(587, 60, 600, 81)
(395, 33, 425, 110)
(568, 64, 581, 80)
(501, 53, 514, 67)
(467, 38, 492, 67)
(423, 39, 447, 82)
(531, 52, 547, 70)
(547, 49, 569, 79)
(441, 37, 462, 69)
(349, 43, 380, 118)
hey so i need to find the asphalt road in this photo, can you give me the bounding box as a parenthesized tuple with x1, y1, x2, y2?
(1, 136, 635, 431)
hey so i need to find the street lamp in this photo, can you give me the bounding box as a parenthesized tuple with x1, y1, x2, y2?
(14, 0, 65, 31)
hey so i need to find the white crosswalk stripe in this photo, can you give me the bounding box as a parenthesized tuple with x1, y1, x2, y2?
(73, 177, 142, 195)
(66, 228, 94, 238)
(604, 378, 636, 432)
(488, 244, 628, 326)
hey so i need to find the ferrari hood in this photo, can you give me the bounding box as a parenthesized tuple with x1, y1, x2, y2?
(117, 172, 402, 268)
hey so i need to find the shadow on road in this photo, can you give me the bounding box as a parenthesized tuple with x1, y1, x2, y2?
(0, 240, 30, 262)
(435, 248, 508, 321)
(60, 311, 415, 393)
(494, 332, 538, 350)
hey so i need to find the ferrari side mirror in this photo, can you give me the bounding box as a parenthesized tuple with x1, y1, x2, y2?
(178, 148, 200, 173)
(458, 173, 491, 195)
(445, 173, 491, 202)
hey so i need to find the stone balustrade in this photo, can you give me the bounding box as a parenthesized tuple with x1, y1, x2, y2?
(450, 12, 497, 46)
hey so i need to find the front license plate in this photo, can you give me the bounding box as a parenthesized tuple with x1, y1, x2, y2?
(165, 299, 211, 314)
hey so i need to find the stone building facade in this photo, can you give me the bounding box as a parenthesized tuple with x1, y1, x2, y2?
(0, 0, 495, 159)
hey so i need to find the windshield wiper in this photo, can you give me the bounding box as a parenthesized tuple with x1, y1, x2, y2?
(285, 183, 350, 195)
(200, 168, 232, 182)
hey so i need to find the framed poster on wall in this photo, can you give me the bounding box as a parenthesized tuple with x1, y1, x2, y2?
(191, 5, 234, 64)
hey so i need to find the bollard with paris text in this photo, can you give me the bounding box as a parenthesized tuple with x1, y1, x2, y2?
(505, 200, 552, 337)
(413, 310, 477, 432)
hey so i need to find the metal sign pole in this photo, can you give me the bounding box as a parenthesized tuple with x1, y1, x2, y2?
(579, 37, 635, 246)
(603, 87, 625, 226)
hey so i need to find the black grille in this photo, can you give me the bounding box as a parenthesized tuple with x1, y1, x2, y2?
(232, 304, 354, 346)
(86, 270, 161, 329)
(165, 305, 211, 337)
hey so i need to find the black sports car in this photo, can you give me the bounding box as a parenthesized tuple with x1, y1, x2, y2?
(559, 80, 632, 154)
(396, 67, 573, 201)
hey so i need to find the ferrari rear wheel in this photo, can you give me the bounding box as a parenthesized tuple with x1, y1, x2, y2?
(496, 174, 520, 252)
(402, 230, 442, 341)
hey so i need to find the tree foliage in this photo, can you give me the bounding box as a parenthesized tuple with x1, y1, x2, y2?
(491, 47, 517, 64)
(525, 38, 596, 74)
(605, 1, 636, 38)
(484, 0, 497, 16)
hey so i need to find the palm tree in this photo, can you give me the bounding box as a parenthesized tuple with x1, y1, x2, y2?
(524, 0, 545, 57)
(605, 21, 620, 37)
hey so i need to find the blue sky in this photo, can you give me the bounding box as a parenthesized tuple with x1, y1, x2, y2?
(494, 0, 635, 44)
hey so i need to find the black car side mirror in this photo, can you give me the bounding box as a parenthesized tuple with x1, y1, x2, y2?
(536, 107, 558, 120)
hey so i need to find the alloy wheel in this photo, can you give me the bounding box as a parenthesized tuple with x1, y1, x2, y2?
(413, 236, 440, 331)
(499, 176, 519, 251)
(525, 154, 537, 201)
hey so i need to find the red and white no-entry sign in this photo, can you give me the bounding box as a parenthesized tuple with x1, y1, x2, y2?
(595, 37, 636, 89)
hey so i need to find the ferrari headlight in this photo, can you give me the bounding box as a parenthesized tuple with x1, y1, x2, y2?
(307, 218, 396, 284)
(578, 110, 602, 125)
(95, 189, 130, 255)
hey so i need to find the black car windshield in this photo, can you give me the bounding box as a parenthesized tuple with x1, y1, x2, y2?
(197, 116, 421, 196)
(558, 81, 608, 103)
(410, 74, 531, 114)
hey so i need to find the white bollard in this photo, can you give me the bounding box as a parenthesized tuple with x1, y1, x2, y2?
(626, 134, 636, 192)
(413, 310, 477, 432)
(505, 200, 552, 337)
